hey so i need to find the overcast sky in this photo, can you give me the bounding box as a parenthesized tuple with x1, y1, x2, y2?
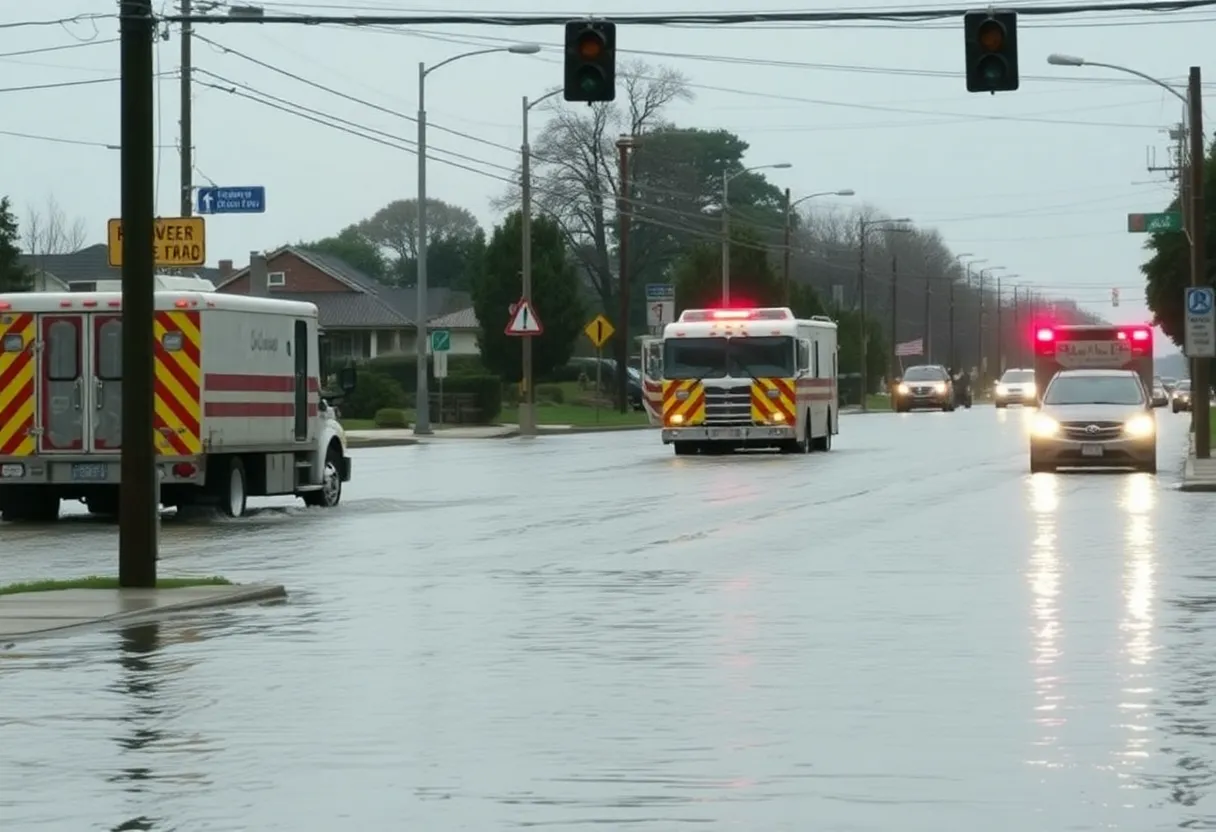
(3, 0, 1211, 355)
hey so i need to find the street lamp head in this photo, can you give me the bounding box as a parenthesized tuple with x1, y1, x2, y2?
(507, 43, 543, 55)
(1047, 53, 1085, 67)
(772, 163, 793, 170)
(835, 189, 856, 196)
(956, 252, 974, 259)
(888, 217, 912, 225)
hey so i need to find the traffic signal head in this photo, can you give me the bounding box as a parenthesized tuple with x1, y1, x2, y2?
(964, 10, 1019, 93)
(564, 20, 616, 103)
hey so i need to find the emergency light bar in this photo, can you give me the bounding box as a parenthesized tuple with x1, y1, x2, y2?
(679, 307, 794, 322)
(1036, 327, 1053, 342)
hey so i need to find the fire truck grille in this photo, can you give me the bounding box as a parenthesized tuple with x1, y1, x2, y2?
(704, 385, 754, 426)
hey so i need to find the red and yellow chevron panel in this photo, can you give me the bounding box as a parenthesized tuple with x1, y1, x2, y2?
(662, 379, 705, 426)
(152, 310, 203, 456)
(751, 377, 796, 425)
(0, 312, 36, 456)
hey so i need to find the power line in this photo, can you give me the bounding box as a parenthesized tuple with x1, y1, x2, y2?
(0, 39, 119, 59)
(161, 0, 1216, 26)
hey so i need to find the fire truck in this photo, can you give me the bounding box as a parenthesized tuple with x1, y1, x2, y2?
(639, 307, 838, 455)
(1033, 323, 1153, 402)
(0, 289, 357, 522)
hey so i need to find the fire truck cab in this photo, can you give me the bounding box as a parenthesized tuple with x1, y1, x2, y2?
(641, 307, 839, 455)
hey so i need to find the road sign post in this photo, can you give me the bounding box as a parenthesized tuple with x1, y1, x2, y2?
(196, 186, 266, 215)
(584, 315, 616, 423)
(107, 216, 206, 267)
(1127, 212, 1183, 233)
(433, 351, 448, 427)
(645, 284, 675, 333)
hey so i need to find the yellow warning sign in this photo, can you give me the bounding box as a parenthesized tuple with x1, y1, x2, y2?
(584, 314, 615, 349)
(107, 217, 206, 268)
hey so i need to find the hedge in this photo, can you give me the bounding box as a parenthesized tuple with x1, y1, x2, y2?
(367, 354, 485, 393)
(432, 375, 502, 423)
(340, 371, 407, 420)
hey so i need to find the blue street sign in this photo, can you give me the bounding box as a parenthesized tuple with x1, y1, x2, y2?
(197, 186, 266, 214)
(645, 283, 675, 301)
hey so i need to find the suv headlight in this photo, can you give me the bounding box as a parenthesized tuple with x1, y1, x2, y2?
(896, 383, 909, 395)
(933, 382, 947, 394)
(1124, 414, 1155, 438)
(1031, 415, 1060, 437)
(995, 383, 1008, 396)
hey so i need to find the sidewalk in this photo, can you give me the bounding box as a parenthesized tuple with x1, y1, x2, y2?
(345, 423, 657, 446)
(0, 583, 286, 643)
(1180, 431, 1216, 491)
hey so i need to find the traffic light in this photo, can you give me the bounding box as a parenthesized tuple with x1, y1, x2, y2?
(964, 9, 1019, 93)
(564, 20, 616, 103)
(1112, 288, 1120, 307)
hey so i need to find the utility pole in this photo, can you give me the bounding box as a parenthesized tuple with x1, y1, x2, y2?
(976, 270, 985, 381)
(922, 271, 931, 363)
(948, 278, 955, 368)
(721, 170, 731, 306)
(1188, 66, 1210, 458)
(858, 218, 869, 412)
(1013, 286, 1021, 367)
(179, 0, 193, 215)
(616, 136, 633, 413)
(782, 187, 792, 305)
(995, 277, 1003, 375)
(889, 251, 898, 380)
(518, 94, 537, 436)
(119, 0, 158, 586)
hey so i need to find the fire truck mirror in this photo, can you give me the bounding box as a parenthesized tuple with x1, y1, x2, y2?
(338, 365, 358, 394)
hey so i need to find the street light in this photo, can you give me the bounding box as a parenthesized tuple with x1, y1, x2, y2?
(857, 217, 912, 411)
(977, 265, 1005, 383)
(415, 43, 540, 435)
(782, 189, 855, 303)
(518, 87, 564, 438)
(949, 253, 976, 369)
(1046, 53, 1187, 103)
(721, 162, 792, 305)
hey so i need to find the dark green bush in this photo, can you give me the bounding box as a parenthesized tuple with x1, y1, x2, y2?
(536, 383, 564, 404)
(373, 408, 410, 428)
(368, 354, 486, 392)
(540, 362, 584, 383)
(341, 371, 406, 419)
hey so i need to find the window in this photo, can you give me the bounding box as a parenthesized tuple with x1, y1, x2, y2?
(796, 340, 810, 373)
(267, 271, 286, 287)
(903, 365, 948, 382)
(813, 341, 820, 377)
(1000, 369, 1034, 383)
(1043, 373, 1144, 406)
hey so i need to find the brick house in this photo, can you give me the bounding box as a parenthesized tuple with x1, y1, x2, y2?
(214, 245, 480, 360)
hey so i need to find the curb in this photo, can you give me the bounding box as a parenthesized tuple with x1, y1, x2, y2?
(535, 424, 655, 435)
(346, 437, 420, 449)
(0, 584, 287, 645)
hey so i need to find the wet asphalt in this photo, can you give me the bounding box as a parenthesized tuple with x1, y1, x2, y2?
(2, 406, 1215, 831)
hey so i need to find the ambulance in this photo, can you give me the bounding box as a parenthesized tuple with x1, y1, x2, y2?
(1033, 323, 1153, 404)
(639, 307, 839, 455)
(0, 289, 357, 522)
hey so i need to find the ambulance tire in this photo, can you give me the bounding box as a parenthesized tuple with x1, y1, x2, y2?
(303, 443, 343, 508)
(0, 494, 60, 523)
(217, 457, 247, 518)
(811, 411, 832, 451)
(673, 442, 696, 456)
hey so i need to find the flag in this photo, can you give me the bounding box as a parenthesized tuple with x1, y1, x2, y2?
(895, 338, 923, 357)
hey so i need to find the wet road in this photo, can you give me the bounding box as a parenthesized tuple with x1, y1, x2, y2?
(3, 407, 1216, 830)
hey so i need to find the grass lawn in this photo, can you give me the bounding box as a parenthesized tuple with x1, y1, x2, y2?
(1209, 414, 1216, 448)
(0, 575, 231, 596)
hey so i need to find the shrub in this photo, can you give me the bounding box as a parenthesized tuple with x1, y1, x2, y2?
(536, 383, 564, 404)
(540, 362, 583, 383)
(368, 354, 486, 392)
(373, 408, 410, 429)
(341, 371, 406, 420)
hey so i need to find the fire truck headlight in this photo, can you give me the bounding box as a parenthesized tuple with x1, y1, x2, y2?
(769, 411, 786, 423)
(670, 413, 685, 425)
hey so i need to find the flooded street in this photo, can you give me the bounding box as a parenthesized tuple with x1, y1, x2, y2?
(4, 410, 1216, 830)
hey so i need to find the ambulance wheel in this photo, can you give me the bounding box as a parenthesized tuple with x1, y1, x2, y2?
(303, 444, 343, 508)
(218, 457, 247, 518)
(811, 412, 832, 451)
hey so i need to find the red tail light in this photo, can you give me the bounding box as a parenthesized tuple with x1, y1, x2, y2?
(1036, 328, 1054, 342)
(1117, 331, 1128, 340)
(1131, 329, 1150, 342)
(172, 462, 197, 478)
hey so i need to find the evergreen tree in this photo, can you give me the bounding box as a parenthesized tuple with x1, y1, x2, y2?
(0, 197, 31, 292)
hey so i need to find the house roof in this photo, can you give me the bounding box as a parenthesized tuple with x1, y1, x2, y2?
(429, 307, 479, 330)
(18, 243, 224, 286)
(268, 291, 413, 329)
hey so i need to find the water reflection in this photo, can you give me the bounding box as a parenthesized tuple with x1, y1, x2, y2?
(1027, 472, 1065, 767)
(109, 623, 165, 831)
(1116, 474, 1157, 775)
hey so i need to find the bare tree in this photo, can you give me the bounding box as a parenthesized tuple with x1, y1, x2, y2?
(23, 194, 87, 289)
(496, 61, 693, 309)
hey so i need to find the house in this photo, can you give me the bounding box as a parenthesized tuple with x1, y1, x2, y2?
(214, 245, 480, 360)
(19, 243, 226, 291)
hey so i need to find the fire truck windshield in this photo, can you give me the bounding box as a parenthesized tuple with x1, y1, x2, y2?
(664, 336, 794, 379)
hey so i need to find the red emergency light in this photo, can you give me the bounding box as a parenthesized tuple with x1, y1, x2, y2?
(1036, 327, 1054, 342)
(1131, 328, 1150, 341)
(711, 310, 752, 319)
